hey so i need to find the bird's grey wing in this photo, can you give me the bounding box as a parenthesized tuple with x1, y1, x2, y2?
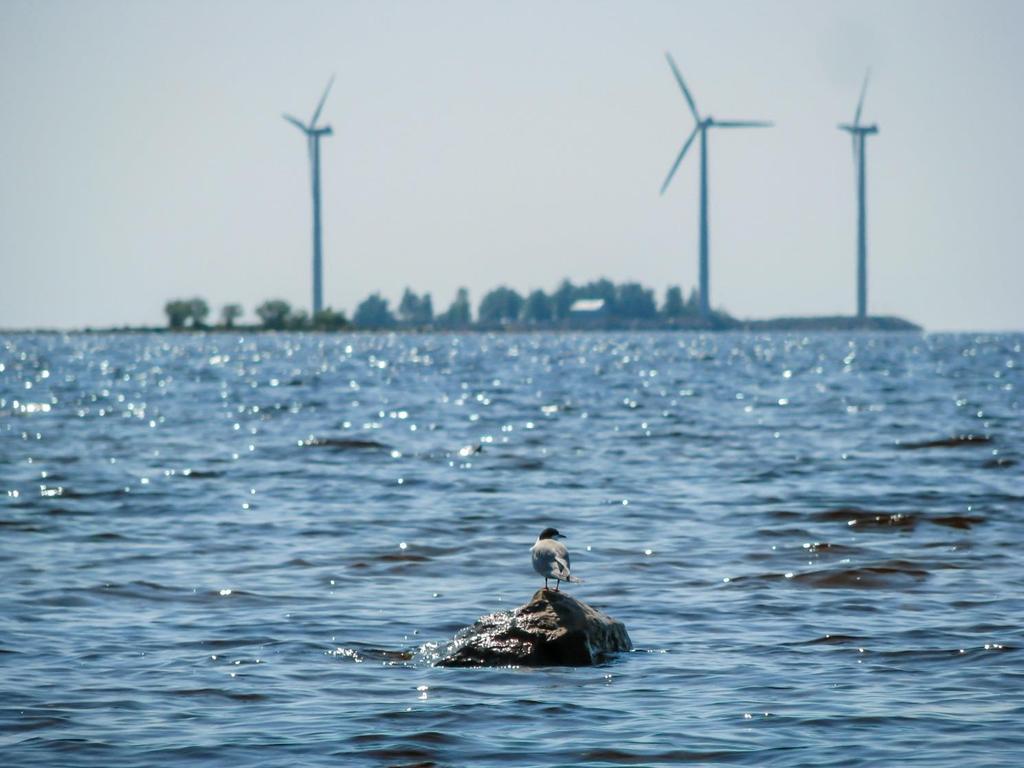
(532, 544, 556, 576)
(552, 554, 571, 579)
(551, 541, 572, 579)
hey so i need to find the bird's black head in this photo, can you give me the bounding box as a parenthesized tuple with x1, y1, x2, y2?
(538, 527, 564, 540)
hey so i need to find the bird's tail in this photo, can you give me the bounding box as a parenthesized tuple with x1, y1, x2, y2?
(567, 575, 584, 584)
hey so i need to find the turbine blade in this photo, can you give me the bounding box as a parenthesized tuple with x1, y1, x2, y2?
(854, 69, 870, 127)
(310, 74, 335, 128)
(713, 120, 773, 128)
(837, 124, 858, 161)
(660, 126, 699, 196)
(665, 53, 700, 122)
(283, 113, 310, 132)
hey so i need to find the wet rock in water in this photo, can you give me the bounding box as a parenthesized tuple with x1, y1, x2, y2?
(898, 434, 992, 449)
(814, 508, 918, 530)
(298, 437, 391, 451)
(436, 589, 632, 667)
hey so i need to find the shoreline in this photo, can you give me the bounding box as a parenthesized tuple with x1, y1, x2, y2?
(1, 315, 928, 334)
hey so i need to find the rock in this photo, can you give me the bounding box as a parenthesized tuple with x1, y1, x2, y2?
(898, 434, 992, 449)
(436, 589, 632, 667)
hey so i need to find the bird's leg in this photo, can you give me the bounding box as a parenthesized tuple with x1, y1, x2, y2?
(555, 578, 560, 592)
(544, 577, 548, 590)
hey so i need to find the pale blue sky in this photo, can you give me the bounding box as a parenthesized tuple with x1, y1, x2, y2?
(1, 0, 1022, 331)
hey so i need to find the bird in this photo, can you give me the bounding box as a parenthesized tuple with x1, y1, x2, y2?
(530, 527, 583, 591)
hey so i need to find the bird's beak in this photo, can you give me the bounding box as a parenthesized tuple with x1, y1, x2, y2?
(556, 534, 567, 540)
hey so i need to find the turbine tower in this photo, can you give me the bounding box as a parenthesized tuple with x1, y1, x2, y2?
(838, 72, 878, 320)
(284, 76, 335, 317)
(660, 53, 771, 320)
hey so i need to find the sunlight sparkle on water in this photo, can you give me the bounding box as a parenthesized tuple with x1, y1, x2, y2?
(1, 331, 1021, 767)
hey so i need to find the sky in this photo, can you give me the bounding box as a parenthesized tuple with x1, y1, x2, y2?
(1, 0, 1022, 332)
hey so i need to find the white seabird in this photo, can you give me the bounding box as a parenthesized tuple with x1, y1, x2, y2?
(530, 527, 583, 591)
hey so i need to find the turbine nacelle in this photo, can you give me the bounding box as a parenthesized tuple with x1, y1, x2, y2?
(838, 123, 879, 135)
(283, 117, 334, 137)
(709, 118, 773, 129)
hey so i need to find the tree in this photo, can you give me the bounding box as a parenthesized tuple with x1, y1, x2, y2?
(522, 289, 552, 323)
(398, 288, 420, 324)
(221, 303, 243, 328)
(478, 286, 524, 325)
(256, 299, 292, 330)
(438, 287, 471, 328)
(164, 300, 191, 329)
(616, 283, 657, 319)
(662, 286, 685, 318)
(188, 298, 210, 328)
(552, 279, 576, 320)
(686, 288, 701, 313)
(353, 293, 395, 329)
(312, 308, 349, 330)
(398, 288, 434, 325)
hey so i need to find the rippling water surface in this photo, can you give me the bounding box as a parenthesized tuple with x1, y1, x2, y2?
(1, 331, 1022, 766)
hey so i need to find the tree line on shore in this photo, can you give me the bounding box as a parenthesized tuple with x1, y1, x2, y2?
(164, 279, 724, 331)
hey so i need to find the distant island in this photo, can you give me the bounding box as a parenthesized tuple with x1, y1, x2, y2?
(738, 315, 920, 332)
(158, 280, 920, 333)
(4, 279, 922, 333)
(151, 280, 920, 332)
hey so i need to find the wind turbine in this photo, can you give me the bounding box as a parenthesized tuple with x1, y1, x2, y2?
(660, 53, 772, 320)
(838, 72, 878, 320)
(284, 76, 335, 317)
